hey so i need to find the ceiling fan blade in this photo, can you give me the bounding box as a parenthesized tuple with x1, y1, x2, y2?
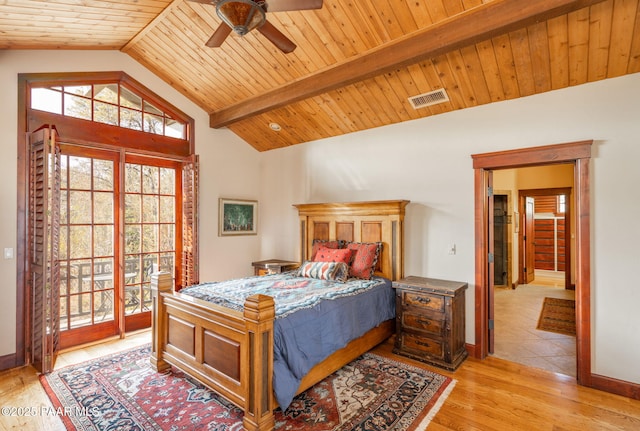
(206, 23, 232, 47)
(265, 0, 323, 12)
(257, 20, 296, 53)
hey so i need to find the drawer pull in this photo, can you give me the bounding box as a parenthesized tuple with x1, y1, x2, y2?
(416, 340, 430, 347)
(417, 319, 432, 326)
(415, 296, 431, 304)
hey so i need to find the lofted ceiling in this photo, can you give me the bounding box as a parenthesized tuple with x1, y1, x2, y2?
(1, 0, 639, 151)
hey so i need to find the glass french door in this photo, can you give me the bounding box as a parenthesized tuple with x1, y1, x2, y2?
(58, 147, 119, 348)
(58, 148, 179, 348)
(123, 156, 178, 332)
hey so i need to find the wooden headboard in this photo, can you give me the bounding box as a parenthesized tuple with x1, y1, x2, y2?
(293, 200, 410, 281)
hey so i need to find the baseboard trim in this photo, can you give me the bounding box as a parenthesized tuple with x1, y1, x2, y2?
(0, 352, 18, 371)
(590, 373, 640, 400)
(465, 343, 480, 358)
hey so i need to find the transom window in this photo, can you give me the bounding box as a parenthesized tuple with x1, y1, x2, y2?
(31, 83, 186, 139)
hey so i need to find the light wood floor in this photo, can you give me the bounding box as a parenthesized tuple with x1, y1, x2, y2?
(1, 331, 639, 431)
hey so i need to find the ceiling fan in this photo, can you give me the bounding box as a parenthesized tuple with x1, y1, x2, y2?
(188, 0, 323, 53)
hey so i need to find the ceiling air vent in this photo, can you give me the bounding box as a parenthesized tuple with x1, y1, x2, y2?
(408, 89, 449, 109)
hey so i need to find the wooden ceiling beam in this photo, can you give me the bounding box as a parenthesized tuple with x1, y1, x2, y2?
(209, 0, 606, 128)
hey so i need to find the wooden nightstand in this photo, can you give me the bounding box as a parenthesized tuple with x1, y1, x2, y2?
(251, 259, 299, 276)
(392, 276, 468, 371)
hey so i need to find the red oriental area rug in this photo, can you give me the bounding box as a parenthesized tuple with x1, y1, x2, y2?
(41, 345, 455, 431)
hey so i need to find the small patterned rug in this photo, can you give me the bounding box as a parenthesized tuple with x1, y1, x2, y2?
(537, 297, 576, 336)
(41, 345, 455, 431)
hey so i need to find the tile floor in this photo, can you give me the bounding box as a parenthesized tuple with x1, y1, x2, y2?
(492, 274, 576, 377)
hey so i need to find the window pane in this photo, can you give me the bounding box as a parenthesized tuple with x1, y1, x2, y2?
(94, 101, 118, 125)
(143, 225, 158, 253)
(69, 259, 91, 294)
(125, 164, 141, 193)
(159, 168, 175, 195)
(165, 118, 185, 139)
(159, 196, 174, 223)
(93, 225, 113, 257)
(65, 85, 91, 97)
(69, 191, 91, 224)
(93, 160, 113, 191)
(94, 192, 113, 224)
(31, 87, 62, 114)
(69, 226, 91, 259)
(60, 190, 68, 224)
(125, 256, 141, 283)
(120, 86, 142, 110)
(69, 293, 92, 328)
(94, 84, 118, 103)
(125, 194, 141, 223)
(94, 291, 114, 322)
(59, 225, 68, 260)
(144, 113, 163, 135)
(125, 225, 141, 254)
(142, 195, 158, 223)
(142, 166, 159, 194)
(64, 94, 91, 120)
(60, 155, 68, 189)
(160, 253, 175, 274)
(121, 107, 142, 130)
(143, 254, 157, 281)
(143, 101, 162, 115)
(159, 224, 174, 252)
(68, 156, 91, 190)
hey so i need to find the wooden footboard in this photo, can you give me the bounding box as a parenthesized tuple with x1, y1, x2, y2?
(151, 271, 276, 431)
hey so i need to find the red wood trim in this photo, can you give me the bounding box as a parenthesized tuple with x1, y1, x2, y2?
(0, 353, 18, 371)
(574, 157, 591, 387)
(590, 374, 640, 400)
(472, 141, 593, 169)
(474, 168, 489, 358)
(472, 141, 593, 389)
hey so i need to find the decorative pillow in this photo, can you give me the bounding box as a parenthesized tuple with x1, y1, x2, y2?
(297, 261, 349, 282)
(313, 246, 353, 264)
(310, 240, 341, 260)
(345, 242, 382, 280)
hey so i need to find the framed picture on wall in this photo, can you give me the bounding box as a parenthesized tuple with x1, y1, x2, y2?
(219, 198, 258, 236)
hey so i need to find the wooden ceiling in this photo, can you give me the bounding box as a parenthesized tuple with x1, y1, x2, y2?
(1, 0, 639, 151)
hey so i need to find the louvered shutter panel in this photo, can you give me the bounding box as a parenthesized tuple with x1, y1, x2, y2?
(180, 154, 199, 290)
(28, 126, 61, 374)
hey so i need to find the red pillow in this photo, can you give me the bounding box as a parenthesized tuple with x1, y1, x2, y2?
(346, 242, 382, 279)
(310, 240, 340, 260)
(313, 246, 353, 264)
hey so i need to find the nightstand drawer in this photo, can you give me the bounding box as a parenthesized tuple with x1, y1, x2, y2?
(400, 333, 444, 359)
(402, 290, 444, 312)
(403, 311, 444, 336)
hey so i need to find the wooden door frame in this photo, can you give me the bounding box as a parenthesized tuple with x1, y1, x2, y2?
(472, 140, 592, 387)
(518, 188, 572, 289)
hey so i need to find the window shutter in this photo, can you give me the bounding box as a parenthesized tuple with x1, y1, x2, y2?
(180, 154, 199, 289)
(28, 125, 61, 373)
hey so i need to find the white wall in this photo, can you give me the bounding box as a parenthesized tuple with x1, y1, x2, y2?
(260, 72, 640, 385)
(0, 50, 262, 357)
(2, 50, 639, 387)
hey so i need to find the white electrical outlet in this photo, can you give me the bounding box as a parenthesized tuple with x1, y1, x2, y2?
(4, 248, 14, 259)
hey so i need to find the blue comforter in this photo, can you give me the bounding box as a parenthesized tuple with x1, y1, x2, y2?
(180, 272, 395, 410)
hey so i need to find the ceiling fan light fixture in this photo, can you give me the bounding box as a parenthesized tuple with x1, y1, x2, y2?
(216, 0, 266, 36)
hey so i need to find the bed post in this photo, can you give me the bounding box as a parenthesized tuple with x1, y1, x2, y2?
(243, 294, 276, 431)
(150, 271, 172, 372)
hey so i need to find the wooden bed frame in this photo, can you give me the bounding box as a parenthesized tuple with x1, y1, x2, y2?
(150, 200, 409, 431)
